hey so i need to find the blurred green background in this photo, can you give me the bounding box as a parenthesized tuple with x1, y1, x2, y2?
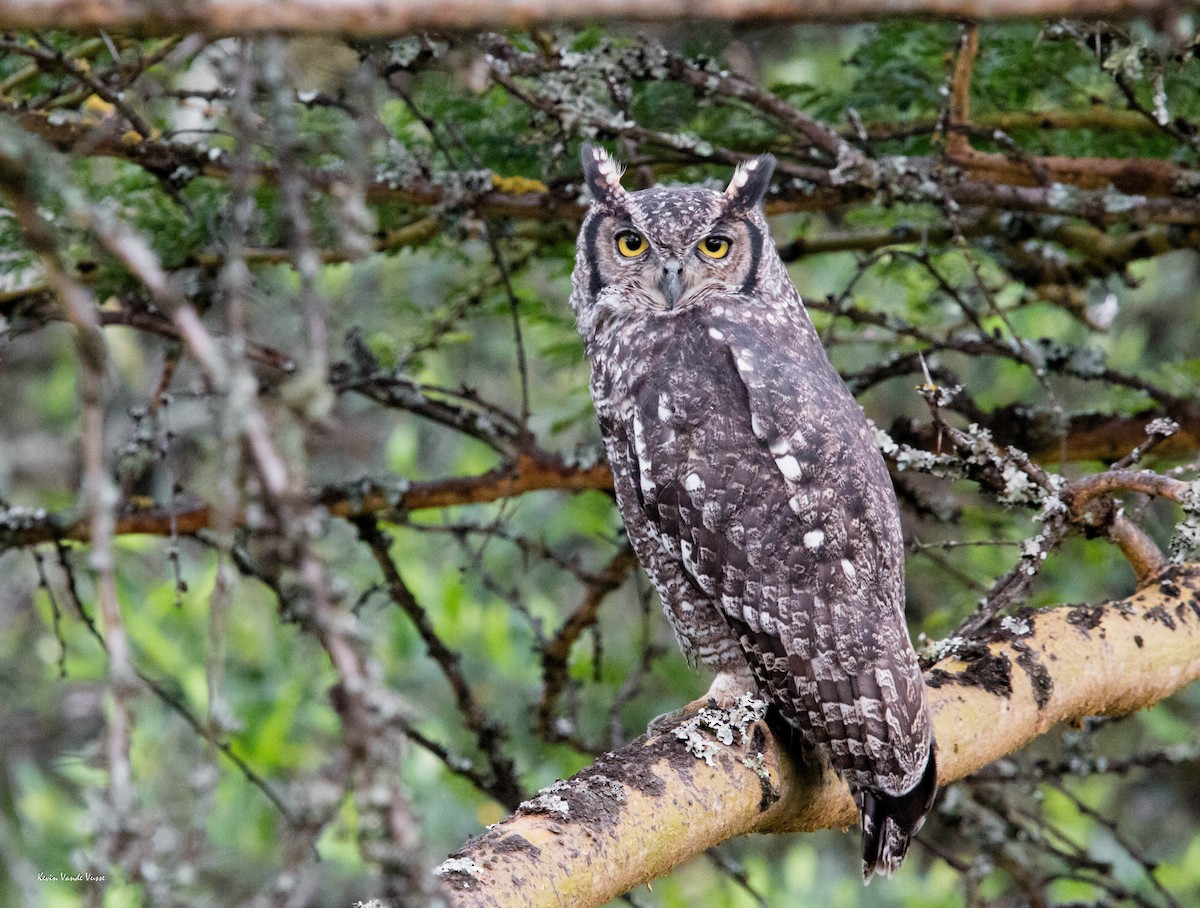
(1, 18, 1199, 907)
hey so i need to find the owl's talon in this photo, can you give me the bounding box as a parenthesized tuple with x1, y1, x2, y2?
(647, 669, 758, 736)
(646, 696, 714, 736)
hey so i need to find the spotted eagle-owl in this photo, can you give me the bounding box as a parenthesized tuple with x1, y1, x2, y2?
(569, 145, 937, 880)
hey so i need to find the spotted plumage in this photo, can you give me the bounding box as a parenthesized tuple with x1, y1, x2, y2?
(570, 144, 937, 880)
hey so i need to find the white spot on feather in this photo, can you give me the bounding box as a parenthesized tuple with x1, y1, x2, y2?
(657, 393, 672, 421)
(804, 529, 825, 549)
(724, 157, 761, 197)
(775, 455, 801, 480)
(841, 559, 857, 581)
(631, 410, 655, 495)
(589, 145, 626, 194)
(685, 472, 704, 492)
(708, 327, 725, 340)
(768, 437, 789, 456)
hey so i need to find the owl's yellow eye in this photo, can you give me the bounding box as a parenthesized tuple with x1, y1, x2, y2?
(616, 231, 647, 258)
(698, 236, 731, 259)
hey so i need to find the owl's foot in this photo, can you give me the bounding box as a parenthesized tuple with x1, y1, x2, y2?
(646, 698, 711, 737)
(646, 669, 758, 736)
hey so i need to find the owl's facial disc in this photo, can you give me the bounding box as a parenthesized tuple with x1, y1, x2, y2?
(577, 147, 776, 316)
(603, 214, 746, 312)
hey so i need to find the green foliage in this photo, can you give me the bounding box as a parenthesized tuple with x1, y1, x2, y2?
(1, 16, 1200, 908)
(845, 22, 958, 120)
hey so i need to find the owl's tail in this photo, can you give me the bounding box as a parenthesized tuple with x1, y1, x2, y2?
(855, 746, 938, 883)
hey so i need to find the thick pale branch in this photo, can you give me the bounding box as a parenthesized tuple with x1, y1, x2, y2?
(442, 564, 1200, 907)
(0, 0, 1188, 36)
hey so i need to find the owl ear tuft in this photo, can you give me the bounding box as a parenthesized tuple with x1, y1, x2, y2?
(723, 154, 776, 213)
(581, 143, 628, 205)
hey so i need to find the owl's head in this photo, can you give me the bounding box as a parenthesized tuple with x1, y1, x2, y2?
(570, 144, 778, 333)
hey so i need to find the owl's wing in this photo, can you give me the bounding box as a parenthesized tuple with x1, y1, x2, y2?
(599, 398, 749, 671)
(629, 309, 930, 795)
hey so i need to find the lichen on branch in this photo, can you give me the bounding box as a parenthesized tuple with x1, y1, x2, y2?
(444, 564, 1200, 907)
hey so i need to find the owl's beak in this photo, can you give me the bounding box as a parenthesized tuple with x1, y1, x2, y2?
(658, 262, 683, 309)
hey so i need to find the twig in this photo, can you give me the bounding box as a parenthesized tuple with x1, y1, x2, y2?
(535, 546, 638, 739)
(355, 516, 524, 809)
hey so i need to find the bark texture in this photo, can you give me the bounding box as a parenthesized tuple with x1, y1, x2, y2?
(0, 0, 1187, 37)
(440, 564, 1200, 907)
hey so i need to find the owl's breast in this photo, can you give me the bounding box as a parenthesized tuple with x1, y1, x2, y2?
(589, 309, 746, 418)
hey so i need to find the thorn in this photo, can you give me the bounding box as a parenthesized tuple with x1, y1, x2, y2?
(917, 352, 945, 454)
(917, 351, 935, 392)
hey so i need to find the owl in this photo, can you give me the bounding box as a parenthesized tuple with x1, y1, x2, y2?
(569, 144, 937, 880)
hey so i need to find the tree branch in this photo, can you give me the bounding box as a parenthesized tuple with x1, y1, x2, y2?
(0, 0, 1187, 35)
(10, 91, 1200, 226)
(888, 405, 1200, 465)
(3, 403, 1197, 554)
(0, 455, 614, 552)
(439, 563, 1200, 907)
